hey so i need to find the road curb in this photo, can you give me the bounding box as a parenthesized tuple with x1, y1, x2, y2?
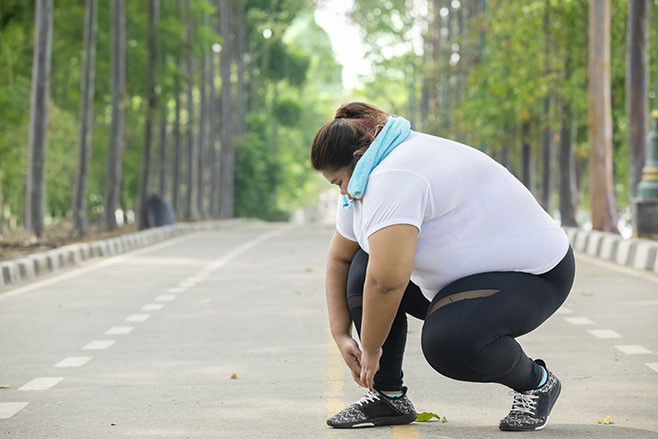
(0, 219, 245, 290)
(563, 226, 658, 275)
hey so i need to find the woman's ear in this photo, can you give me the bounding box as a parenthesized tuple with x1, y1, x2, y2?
(353, 149, 364, 160)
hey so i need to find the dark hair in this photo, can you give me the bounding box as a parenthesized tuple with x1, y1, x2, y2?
(310, 102, 392, 171)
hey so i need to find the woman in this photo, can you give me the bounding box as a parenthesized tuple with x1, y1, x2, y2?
(311, 102, 575, 431)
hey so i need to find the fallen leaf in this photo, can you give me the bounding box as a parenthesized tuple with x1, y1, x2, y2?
(230, 373, 238, 379)
(597, 416, 613, 425)
(441, 416, 448, 423)
(0, 385, 12, 389)
(304, 267, 313, 273)
(416, 412, 440, 422)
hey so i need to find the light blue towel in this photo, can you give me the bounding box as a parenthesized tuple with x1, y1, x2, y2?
(343, 116, 411, 208)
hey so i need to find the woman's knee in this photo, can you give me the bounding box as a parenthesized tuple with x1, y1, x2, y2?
(346, 249, 368, 299)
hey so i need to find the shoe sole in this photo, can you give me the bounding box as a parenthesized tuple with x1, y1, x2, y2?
(498, 380, 562, 432)
(328, 413, 417, 429)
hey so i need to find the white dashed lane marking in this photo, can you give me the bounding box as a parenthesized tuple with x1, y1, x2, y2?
(106, 326, 134, 335)
(0, 402, 29, 419)
(564, 317, 594, 325)
(82, 340, 115, 350)
(141, 303, 164, 311)
(614, 345, 652, 354)
(54, 356, 92, 368)
(125, 314, 150, 322)
(155, 294, 176, 302)
(555, 307, 574, 315)
(646, 363, 658, 373)
(587, 329, 622, 339)
(166, 287, 186, 293)
(18, 377, 64, 391)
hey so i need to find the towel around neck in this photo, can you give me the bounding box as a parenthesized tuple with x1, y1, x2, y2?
(343, 116, 411, 208)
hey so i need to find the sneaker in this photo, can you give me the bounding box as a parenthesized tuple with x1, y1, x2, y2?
(326, 387, 417, 428)
(499, 360, 562, 431)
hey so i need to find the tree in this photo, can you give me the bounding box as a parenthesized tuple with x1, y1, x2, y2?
(137, 0, 160, 230)
(626, 0, 649, 199)
(172, 56, 183, 218)
(25, 0, 53, 239)
(104, 0, 127, 231)
(218, 0, 234, 218)
(588, 0, 619, 232)
(184, 1, 198, 220)
(72, 0, 98, 237)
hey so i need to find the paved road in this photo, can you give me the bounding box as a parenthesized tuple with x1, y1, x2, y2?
(1, 221, 657, 438)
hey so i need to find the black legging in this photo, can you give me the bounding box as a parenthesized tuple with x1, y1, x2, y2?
(346, 246, 575, 392)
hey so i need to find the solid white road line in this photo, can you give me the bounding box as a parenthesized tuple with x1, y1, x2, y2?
(125, 314, 150, 322)
(106, 326, 134, 335)
(645, 363, 658, 373)
(564, 317, 594, 325)
(614, 345, 652, 354)
(166, 287, 186, 294)
(155, 294, 176, 302)
(555, 307, 574, 315)
(18, 377, 64, 391)
(141, 303, 164, 311)
(587, 329, 622, 339)
(0, 402, 29, 419)
(54, 356, 92, 368)
(82, 340, 115, 350)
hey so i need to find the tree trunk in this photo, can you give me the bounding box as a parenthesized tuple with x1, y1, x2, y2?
(73, 0, 97, 237)
(626, 0, 649, 199)
(235, 1, 247, 143)
(158, 104, 168, 199)
(208, 51, 219, 218)
(429, 0, 442, 119)
(520, 120, 535, 195)
(184, 2, 198, 220)
(559, 103, 578, 227)
(197, 48, 207, 218)
(25, 0, 53, 239)
(104, 0, 126, 231)
(172, 58, 182, 218)
(137, 0, 159, 230)
(540, 4, 552, 213)
(218, 0, 234, 218)
(588, 0, 619, 233)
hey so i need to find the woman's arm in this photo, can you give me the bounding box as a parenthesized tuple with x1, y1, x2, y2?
(360, 224, 418, 389)
(325, 230, 360, 341)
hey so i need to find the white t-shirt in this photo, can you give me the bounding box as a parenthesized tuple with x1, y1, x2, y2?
(336, 130, 570, 301)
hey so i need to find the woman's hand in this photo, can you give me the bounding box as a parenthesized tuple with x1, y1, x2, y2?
(359, 348, 382, 391)
(336, 336, 365, 387)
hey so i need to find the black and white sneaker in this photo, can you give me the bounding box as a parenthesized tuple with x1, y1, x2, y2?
(326, 387, 417, 428)
(499, 360, 562, 431)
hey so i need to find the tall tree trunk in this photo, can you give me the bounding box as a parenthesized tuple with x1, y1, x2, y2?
(137, 0, 159, 230)
(25, 0, 53, 239)
(588, 0, 619, 233)
(540, 4, 552, 213)
(104, 0, 126, 231)
(218, 0, 234, 218)
(172, 59, 182, 218)
(73, 0, 97, 237)
(627, 0, 649, 199)
(559, 103, 578, 227)
(184, 2, 198, 220)
(429, 0, 442, 120)
(208, 51, 219, 218)
(235, 1, 247, 143)
(158, 104, 168, 198)
(197, 48, 207, 218)
(520, 120, 535, 195)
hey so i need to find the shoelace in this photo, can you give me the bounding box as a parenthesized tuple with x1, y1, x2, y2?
(508, 390, 538, 415)
(355, 391, 380, 407)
